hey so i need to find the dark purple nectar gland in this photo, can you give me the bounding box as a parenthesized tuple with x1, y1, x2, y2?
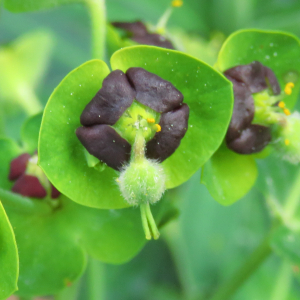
(76, 67, 189, 239)
(9, 153, 60, 200)
(111, 0, 184, 50)
(224, 61, 295, 154)
(112, 21, 175, 49)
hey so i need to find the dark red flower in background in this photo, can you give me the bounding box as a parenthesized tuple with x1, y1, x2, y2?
(9, 153, 60, 199)
(112, 21, 175, 49)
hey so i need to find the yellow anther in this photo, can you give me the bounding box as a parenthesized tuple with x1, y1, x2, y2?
(155, 124, 162, 132)
(172, 0, 183, 7)
(284, 82, 295, 95)
(147, 118, 155, 123)
(278, 101, 285, 108)
(285, 139, 290, 146)
(283, 108, 291, 116)
(115, 178, 120, 183)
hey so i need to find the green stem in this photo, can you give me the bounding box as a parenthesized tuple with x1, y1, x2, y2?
(145, 202, 160, 239)
(140, 203, 151, 240)
(85, 0, 106, 60)
(284, 169, 300, 219)
(140, 203, 160, 240)
(209, 234, 273, 300)
(270, 261, 292, 300)
(55, 279, 81, 300)
(156, 7, 173, 33)
(163, 220, 200, 300)
(86, 257, 106, 300)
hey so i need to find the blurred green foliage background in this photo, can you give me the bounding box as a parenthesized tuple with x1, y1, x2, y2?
(1, 0, 300, 299)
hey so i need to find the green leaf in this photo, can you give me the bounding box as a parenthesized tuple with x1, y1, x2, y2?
(38, 59, 129, 209)
(4, 0, 81, 12)
(0, 138, 21, 190)
(1, 123, 175, 296)
(1, 189, 171, 296)
(0, 30, 54, 114)
(111, 46, 233, 189)
(0, 201, 18, 300)
(217, 29, 300, 109)
(21, 112, 43, 154)
(201, 143, 258, 205)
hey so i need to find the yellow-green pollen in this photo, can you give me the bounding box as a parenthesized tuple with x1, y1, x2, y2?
(252, 82, 295, 126)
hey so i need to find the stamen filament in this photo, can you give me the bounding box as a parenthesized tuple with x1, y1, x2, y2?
(156, 0, 183, 33)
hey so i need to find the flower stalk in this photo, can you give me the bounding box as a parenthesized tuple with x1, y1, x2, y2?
(85, 0, 106, 60)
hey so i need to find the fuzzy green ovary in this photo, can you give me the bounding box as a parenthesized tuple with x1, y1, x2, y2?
(113, 101, 160, 145)
(118, 159, 165, 206)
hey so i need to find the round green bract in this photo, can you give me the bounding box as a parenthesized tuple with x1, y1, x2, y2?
(0, 202, 18, 300)
(0, 114, 176, 296)
(217, 29, 300, 109)
(38, 60, 128, 209)
(1, 188, 173, 296)
(111, 46, 233, 189)
(201, 143, 258, 205)
(39, 46, 233, 208)
(2, 191, 157, 296)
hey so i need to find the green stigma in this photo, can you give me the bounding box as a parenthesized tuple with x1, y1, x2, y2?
(113, 101, 160, 145)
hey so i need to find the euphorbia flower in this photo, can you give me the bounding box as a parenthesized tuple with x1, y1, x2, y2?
(76, 67, 189, 238)
(39, 46, 233, 240)
(224, 60, 300, 163)
(201, 29, 300, 205)
(224, 61, 279, 154)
